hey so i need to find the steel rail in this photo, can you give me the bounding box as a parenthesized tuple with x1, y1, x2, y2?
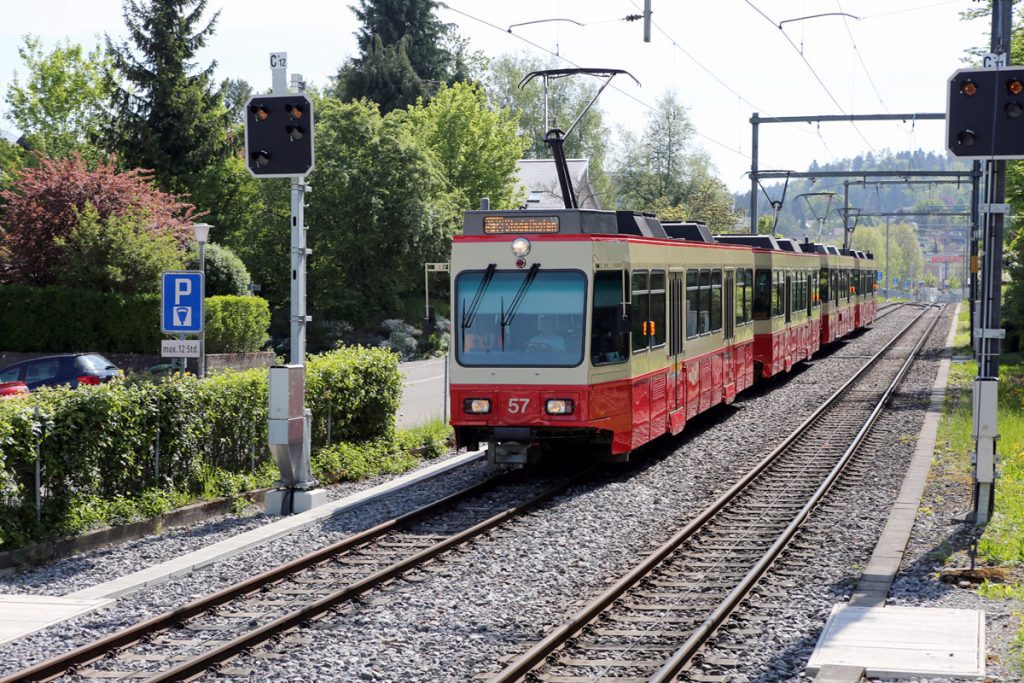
(5, 471, 519, 682)
(491, 304, 936, 682)
(649, 305, 943, 681)
(146, 467, 596, 682)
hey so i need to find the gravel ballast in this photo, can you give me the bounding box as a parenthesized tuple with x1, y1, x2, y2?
(6, 304, 1010, 682)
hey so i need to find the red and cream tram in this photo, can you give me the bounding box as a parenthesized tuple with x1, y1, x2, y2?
(449, 209, 874, 464)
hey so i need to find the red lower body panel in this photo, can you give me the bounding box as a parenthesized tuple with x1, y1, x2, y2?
(450, 342, 755, 456)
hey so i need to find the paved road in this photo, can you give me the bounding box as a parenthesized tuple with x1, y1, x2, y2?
(397, 357, 448, 428)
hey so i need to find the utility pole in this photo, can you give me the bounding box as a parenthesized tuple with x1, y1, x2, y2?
(946, 1, 1013, 524)
(749, 113, 759, 234)
(973, 0, 1012, 523)
(885, 216, 891, 300)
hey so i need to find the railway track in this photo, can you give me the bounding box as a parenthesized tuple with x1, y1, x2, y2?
(4, 467, 597, 682)
(490, 304, 943, 682)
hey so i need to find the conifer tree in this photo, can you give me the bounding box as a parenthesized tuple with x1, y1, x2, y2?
(104, 0, 230, 192)
(334, 0, 467, 112)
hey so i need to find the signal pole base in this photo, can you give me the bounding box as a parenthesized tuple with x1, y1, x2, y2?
(264, 487, 327, 516)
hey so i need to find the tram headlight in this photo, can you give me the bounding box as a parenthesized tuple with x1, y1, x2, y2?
(545, 399, 574, 415)
(463, 398, 491, 414)
(511, 237, 531, 257)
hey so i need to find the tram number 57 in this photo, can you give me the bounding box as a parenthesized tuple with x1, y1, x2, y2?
(507, 398, 530, 414)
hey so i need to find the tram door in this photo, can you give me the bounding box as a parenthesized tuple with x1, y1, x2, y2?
(669, 272, 685, 411)
(724, 271, 735, 340)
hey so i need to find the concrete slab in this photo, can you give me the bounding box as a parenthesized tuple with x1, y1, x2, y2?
(67, 448, 485, 602)
(806, 605, 985, 679)
(0, 594, 112, 646)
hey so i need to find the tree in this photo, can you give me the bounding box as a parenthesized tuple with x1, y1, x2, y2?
(401, 82, 526, 209)
(4, 36, 113, 162)
(186, 242, 251, 296)
(334, 0, 468, 113)
(0, 154, 197, 287)
(891, 223, 924, 285)
(53, 202, 185, 294)
(336, 36, 426, 114)
(612, 92, 738, 231)
(485, 54, 613, 206)
(220, 77, 253, 127)
(103, 0, 231, 192)
(615, 93, 697, 208)
(300, 98, 455, 323)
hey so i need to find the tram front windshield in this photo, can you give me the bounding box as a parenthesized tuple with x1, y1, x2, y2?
(456, 269, 585, 367)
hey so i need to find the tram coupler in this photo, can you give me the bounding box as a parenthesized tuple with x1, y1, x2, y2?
(487, 441, 540, 467)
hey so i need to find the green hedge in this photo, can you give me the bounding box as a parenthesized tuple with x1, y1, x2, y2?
(0, 285, 160, 353)
(205, 296, 270, 353)
(0, 285, 270, 354)
(0, 346, 401, 549)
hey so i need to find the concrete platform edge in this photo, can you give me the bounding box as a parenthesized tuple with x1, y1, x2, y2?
(66, 448, 486, 602)
(809, 303, 961, 681)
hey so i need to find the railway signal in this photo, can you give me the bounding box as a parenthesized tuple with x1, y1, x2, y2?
(248, 53, 323, 517)
(244, 93, 315, 177)
(946, 66, 1024, 158)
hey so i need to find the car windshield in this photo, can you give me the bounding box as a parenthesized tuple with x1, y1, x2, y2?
(456, 269, 586, 367)
(75, 354, 116, 371)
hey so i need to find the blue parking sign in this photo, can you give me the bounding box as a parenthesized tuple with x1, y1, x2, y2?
(162, 271, 204, 334)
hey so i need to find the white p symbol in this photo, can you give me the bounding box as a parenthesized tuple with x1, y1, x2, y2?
(175, 278, 192, 305)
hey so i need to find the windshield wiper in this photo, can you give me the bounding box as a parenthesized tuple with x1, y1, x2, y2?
(501, 263, 540, 331)
(461, 263, 496, 330)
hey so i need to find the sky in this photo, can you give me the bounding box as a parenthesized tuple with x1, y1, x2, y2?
(0, 0, 994, 192)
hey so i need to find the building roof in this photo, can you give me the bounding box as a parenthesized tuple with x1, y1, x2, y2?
(515, 158, 601, 210)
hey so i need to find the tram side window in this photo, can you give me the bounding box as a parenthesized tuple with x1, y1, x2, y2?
(686, 271, 700, 338)
(631, 271, 649, 353)
(819, 267, 828, 306)
(846, 270, 852, 302)
(650, 271, 666, 347)
(794, 273, 804, 317)
(710, 270, 722, 332)
(753, 269, 771, 320)
(591, 270, 629, 366)
(745, 268, 753, 321)
(770, 270, 778, 317)
(735, 268, 744, 328)
(699, 269, 712, 334)
(802, 272, 811, 315)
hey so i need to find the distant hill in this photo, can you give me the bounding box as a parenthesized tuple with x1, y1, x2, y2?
(732, 149, 975, 238)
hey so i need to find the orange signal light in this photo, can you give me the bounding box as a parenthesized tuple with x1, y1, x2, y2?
(250, 105, 270, 121)
(960, 79, 978, 97)
(1008, 79, 1023, 95)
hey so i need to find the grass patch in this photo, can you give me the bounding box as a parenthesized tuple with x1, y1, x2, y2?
(953, 306, 972, 356)
(312, 420, 453, 483)
(977, 580, 1024, 600)
(940, 358, 1024, 561)
(938, 308, 1024, 676)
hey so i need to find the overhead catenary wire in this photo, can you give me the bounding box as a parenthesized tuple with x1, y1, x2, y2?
(860, 0, 964, 21)
(741, 0, 879, 155)
(834, 0, 891, 114)
(626, 0, 820, 140)
(442, 3, 766, 163)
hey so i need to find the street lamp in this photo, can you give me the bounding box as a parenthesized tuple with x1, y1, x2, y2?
(193, 223, 211, 378)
